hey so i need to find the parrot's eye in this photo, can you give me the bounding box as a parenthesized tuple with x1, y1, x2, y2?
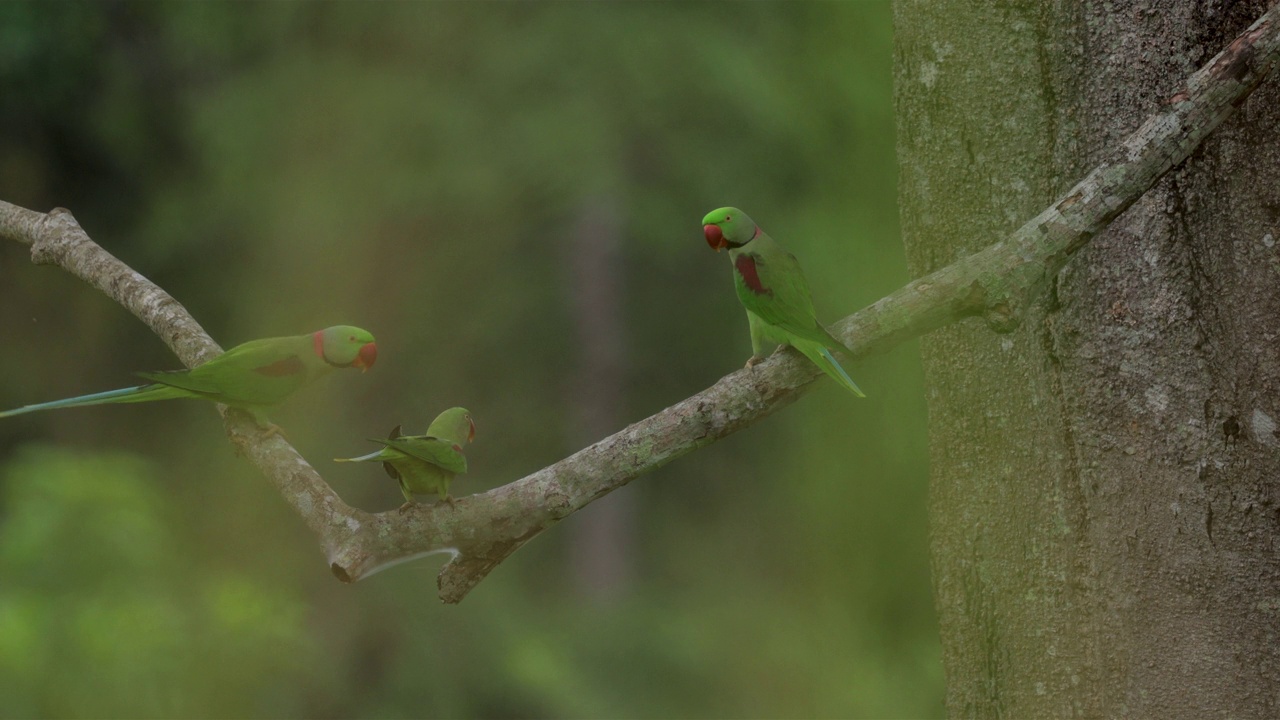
(726, 215, 732, 221)
(349, 336, 355, 341)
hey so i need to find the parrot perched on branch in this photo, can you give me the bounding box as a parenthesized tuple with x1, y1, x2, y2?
(336, 406, 475, 509)
(0, 325, 378, 426)
(702, 207, 865, 397)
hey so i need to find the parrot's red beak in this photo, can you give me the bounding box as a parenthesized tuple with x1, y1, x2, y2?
(353, 342, 378, 372)
(704, 224, 726, 251)
(467, 417, 476, 443)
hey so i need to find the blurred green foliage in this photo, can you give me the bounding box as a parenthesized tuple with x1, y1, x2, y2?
(0, 2, 938, 717)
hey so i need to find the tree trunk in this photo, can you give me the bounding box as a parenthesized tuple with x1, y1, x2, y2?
(895, 1, 1280, 716)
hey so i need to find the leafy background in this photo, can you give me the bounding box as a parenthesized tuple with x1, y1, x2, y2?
(0, 2, 938, 717)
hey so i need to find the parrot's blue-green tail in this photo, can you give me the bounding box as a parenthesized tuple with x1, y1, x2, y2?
(334, 450, 383, 463)
(809, 345, 866, 398)
(0, 384, 189, 418)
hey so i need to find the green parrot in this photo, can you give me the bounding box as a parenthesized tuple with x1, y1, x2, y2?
(0, 325, 378, 425)
(335, 407, 475, 508)
(702, 207, 865, 397)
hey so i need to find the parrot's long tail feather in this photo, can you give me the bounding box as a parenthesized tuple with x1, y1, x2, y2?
(334, 450, 383, 463)
(811, 346, 867, 398)
(0, 383, 189, 418)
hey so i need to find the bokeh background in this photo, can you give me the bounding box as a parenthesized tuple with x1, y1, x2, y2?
(0, 2, 939, 717)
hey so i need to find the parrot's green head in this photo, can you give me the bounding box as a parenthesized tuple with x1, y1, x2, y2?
(314, 326, 378, 371)
(702, 207, 758, 252)
(427, 406, 476, 447)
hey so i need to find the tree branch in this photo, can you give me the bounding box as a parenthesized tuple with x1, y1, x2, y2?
(0, 204, 372, 565)
(2, 5, 1276, 603)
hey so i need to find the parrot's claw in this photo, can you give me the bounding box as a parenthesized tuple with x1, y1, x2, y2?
(744, 355, 765, 370)
(397, 500, 418, 514)
(259, 423, 287, 440)
(437, 494, 455, 507)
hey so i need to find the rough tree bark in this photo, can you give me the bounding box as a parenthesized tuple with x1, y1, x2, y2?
(897, 1, 1280, 716)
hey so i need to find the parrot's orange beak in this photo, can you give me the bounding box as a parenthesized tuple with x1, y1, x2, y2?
(353, 342, 378, 372)
(467, 417, 476, 443)
(704, 224, 726, 251)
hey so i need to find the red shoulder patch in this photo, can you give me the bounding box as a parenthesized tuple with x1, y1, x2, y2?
(735, 254, 771, 295)
(253, 355, 304, 377)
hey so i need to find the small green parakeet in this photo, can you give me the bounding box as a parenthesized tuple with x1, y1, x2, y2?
(0, 325, 378, 425)
(703, 207, 865, 397)
(335, 407, 476, 509)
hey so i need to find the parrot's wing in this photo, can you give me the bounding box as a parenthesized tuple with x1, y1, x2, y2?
(195, 336, 314, 379)
(139, 335, 315, 407)
(370, 436, 468, 475)
(134, 370, 226, 398)
(734, 250, 850, 352)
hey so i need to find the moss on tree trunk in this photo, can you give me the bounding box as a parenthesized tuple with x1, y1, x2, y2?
(897, 1, 1280, 716)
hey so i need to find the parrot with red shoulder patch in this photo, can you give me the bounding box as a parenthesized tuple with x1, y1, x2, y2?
(703, 207, 864, 397)
(0, 325, 377, 426)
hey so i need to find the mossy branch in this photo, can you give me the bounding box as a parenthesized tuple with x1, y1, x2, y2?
(1, 5, 1276, 603)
